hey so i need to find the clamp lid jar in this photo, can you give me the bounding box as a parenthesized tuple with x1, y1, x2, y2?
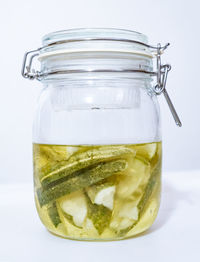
(22, 28, 181, 240)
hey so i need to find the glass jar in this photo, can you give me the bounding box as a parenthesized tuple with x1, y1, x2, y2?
(22, 28, 181, 241)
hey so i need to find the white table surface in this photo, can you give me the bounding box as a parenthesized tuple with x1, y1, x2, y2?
(0, 171, 200, 262)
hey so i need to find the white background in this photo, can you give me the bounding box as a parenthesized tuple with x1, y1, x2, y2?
(0, 0, 199, 183)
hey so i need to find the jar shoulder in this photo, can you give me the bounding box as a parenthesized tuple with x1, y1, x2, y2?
(33, 80, 161, 145)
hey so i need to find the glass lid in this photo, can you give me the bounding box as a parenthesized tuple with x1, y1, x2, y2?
(39, 28, 152, 59)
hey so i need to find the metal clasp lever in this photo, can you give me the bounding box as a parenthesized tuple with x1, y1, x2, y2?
(21, 49, 40, 80)
(154, 45, 182, 127)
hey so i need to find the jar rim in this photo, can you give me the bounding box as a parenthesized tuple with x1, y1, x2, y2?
(42, 28, 148, 47)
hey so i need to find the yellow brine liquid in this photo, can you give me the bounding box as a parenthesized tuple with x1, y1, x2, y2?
(33, 142, 162, 240)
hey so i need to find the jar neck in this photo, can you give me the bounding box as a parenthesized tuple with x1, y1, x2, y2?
(42, 77, 154, 111)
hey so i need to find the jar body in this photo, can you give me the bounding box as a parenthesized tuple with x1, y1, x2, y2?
(33, 75, 162, 240)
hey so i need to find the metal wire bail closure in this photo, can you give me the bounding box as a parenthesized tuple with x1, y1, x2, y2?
(21, 38, 182, 127)
(21, 49, 41, 80)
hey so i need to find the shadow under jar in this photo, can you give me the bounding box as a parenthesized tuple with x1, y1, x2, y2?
(26, 29, 164, 240)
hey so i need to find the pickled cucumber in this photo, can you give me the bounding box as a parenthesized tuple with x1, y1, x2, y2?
(116, 158, 150, 199)
(110, 198, 139, 233)
(86, 179, 116, 210)
(59, 191, 87, 228)
(138, 158, 161, 213)
(33, 144, 69, 170)
(47, 201, 61, 228)
(40, 146, 134, 189)
(37, 159, 127, 206)
(33, 142, 162, 240)
(85, 192, 112, 235)
(118, 158, 161, 236)
(134, 142, 157, 161)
